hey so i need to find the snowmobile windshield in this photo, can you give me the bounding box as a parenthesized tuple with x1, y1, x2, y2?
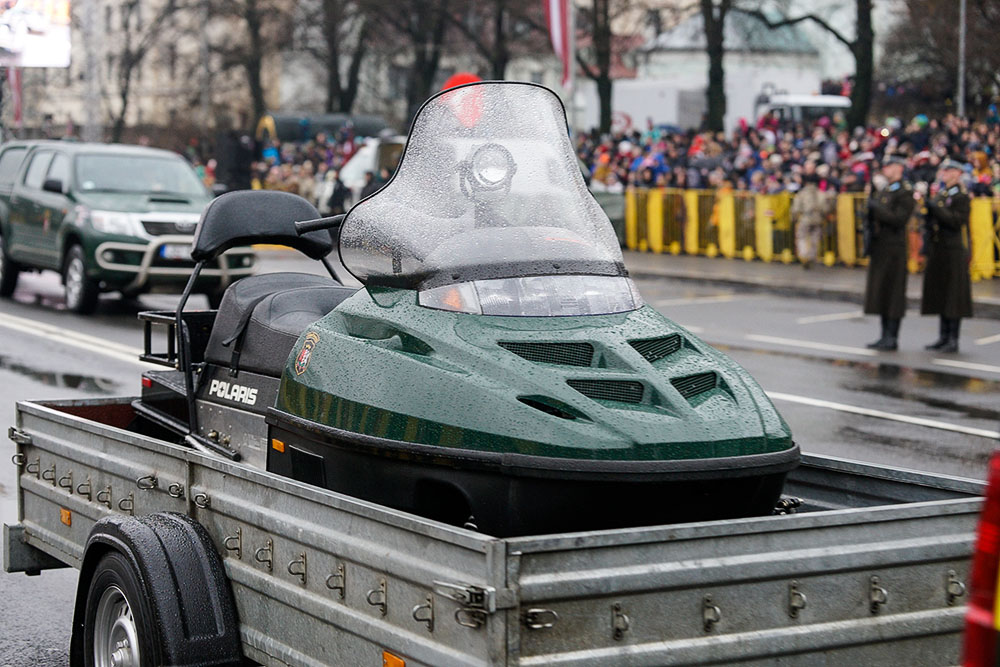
(338, 82, 626, 292)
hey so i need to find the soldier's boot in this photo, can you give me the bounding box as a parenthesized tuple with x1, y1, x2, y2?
(874, 318, 901, 351)
(925, 317, 949, 350)
(867, 316, 891, 349)
(939, 319, 960, 353)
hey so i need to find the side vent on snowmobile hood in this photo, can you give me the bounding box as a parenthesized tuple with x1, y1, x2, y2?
(567, 379, 644, 404)
(499, 341, 594, 367)
(671, 372, 719, 400)
(630, 335, 683, 362)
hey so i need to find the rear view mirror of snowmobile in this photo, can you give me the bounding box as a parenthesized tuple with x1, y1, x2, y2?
(135, 81, 798, 537)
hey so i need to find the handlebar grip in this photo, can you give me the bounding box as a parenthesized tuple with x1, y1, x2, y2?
(294, 214, 345, 235)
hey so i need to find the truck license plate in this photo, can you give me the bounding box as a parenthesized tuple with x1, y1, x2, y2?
(159, 244, 191, 260)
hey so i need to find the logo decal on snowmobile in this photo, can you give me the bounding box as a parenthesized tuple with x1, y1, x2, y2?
(295, 332, 320, 376)
(208, 379, 258, 406)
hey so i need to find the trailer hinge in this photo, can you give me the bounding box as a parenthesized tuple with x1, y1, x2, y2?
(8, 427, 31, 446)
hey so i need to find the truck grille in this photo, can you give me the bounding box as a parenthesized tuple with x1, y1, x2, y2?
(142, 220, 197, 236)
(671, 372, 717, 399)
(499, 341, 594, 367)
(630, 334, 682, 362)
(566, 379, 644, 404)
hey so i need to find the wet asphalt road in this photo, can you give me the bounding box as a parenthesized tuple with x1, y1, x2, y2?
(0, 253, 997, 663)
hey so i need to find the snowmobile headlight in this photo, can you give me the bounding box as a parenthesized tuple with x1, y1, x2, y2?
(419, 276, 643, 317)
(418, 282, 482, 314)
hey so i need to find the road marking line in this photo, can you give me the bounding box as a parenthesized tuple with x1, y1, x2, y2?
(652, 294, 735, 307)
(0, 312, 150, 367)
(975, 333, 1000, 346)
(796, 310, 864, 325)
(745, 334, 877, 357)
(932, 358, 1000, 375)
(767, 391, 1000, 440)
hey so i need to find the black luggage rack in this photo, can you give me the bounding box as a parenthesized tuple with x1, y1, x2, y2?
(139, 310, 217, 368)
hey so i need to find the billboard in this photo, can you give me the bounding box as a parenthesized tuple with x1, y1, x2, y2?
(0, 0, 70, 68)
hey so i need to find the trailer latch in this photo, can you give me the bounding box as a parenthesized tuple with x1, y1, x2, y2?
(433, 581, 497, 613)
(434, 581, 497, 629)
(7, 427, 31, 446)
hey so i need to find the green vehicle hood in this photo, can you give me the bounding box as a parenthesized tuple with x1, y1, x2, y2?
(277, 288, 794, 463)
(73, 191, 212, 214)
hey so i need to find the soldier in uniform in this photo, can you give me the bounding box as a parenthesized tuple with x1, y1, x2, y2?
(864, 156, 916, 350)
(919, 159, 972, 353)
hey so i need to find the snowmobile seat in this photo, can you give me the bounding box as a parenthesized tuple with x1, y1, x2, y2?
(204, 273, 357, 377)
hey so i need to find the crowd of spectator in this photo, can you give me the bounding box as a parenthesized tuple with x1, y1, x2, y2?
(198, 131, 391, 215)
(577, 107, 1000, 199)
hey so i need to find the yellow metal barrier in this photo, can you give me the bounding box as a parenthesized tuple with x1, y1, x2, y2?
(970, 197, 996, 280)
(733, 191, 756, 260)
(621, 187, 999, 280)
(624, 187, 637, 250)
(683, 190, 700, 255)
(646, 189, 665, 253)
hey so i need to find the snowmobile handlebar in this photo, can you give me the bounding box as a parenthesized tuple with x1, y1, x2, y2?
(295, 214, 345, 235)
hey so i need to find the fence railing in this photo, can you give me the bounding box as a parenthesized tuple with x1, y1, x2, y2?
(622, 187, 1000, 281)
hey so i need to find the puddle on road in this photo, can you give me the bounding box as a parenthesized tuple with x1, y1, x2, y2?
(718, 343, 1000, 421)
(0, 354, 119, 395)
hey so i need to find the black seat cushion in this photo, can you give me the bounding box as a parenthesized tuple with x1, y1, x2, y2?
(205, 273, 357, 376)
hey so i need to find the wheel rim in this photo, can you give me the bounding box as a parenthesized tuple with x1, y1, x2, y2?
(65, 254, 84, 308)
(93, 584, 141, 667)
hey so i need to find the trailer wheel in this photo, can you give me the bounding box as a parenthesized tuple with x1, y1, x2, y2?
(71, 514, 243, 667)
(84, 550, 162, 667)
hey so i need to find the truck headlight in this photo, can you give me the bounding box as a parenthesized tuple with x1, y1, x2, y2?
(89, 210, 135, 235)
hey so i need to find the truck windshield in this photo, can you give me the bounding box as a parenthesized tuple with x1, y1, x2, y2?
(339, 82, 625, 290)
(75, 154, 208, 197)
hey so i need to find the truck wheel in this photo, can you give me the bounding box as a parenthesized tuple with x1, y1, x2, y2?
(84, 550, 163, 667)
(64, 244, 100, 314)
(0, 233, 19, 297)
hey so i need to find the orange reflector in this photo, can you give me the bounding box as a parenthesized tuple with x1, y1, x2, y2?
(382, 652, 405, 667)
(271, 439, 285, 453)
(60, 508, 71, 526)
(442, 288, 464, 311)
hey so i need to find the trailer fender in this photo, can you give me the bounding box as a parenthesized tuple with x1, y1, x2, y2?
(69, 512, 242, 666)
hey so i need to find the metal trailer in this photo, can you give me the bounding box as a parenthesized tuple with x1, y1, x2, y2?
(4, 397, 985, 666)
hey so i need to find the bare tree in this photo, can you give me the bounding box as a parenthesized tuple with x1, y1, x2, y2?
(374, 1, 452, 122)
(701, 0, 731, 132)
(108, 0, 186, 142)
(880, 0, 1000, 117)
(294, 0, 372, 113)
(736, 1, 874, 128)
(443, 0, 546, 80)
(208, 0, 293, 124)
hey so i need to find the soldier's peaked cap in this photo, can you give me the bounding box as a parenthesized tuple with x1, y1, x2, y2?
(940, 159, 966, 171)
(883, 155, 907, 167)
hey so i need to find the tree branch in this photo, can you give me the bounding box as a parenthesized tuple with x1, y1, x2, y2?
(732, 6, 854, 50)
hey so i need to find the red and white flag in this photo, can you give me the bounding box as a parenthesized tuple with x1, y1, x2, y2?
(545, 0, 571, 88)
(7, 68, 22, 128)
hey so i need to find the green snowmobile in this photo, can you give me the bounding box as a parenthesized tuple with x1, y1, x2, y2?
(137, 82, 798, 536)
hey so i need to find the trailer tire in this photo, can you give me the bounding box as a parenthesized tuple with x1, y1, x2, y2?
(83, 550, 163, 667)
(70, 513, 242, 667)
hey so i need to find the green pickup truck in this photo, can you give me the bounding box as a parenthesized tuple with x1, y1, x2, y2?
(0, 140, 255, 313)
